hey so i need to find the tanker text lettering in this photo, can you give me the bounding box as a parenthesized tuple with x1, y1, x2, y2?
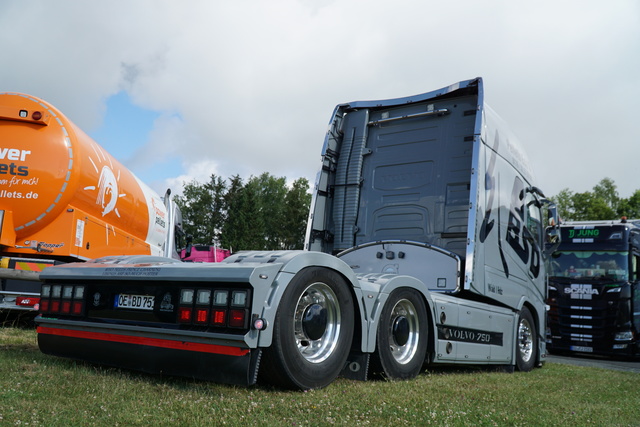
(0, 190, 39, 199)
(0, 148, 31, 161)
(0, 163, 28, 176)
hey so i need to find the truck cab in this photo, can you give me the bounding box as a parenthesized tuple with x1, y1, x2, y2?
(35, 78, 559, 390)
(547, 220, 640, 357)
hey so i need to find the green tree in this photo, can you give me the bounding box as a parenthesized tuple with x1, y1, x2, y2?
(570, 191, 616, 221)
(593, 177, 620, 214)
(554, 188, 574, 222)
(251, 172, 287, 249)
(177, 172, 311, 252)
(221, 175, 248, 251)
(617, 189, 640, 219)
(174, 174, 227, 245)
(283, 177, 312, 250)
(552, 177, 635, 222)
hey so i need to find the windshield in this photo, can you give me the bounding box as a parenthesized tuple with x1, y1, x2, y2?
(550, 251, 629, 281)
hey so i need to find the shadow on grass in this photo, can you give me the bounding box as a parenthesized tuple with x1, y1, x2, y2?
(0, 310, 37, 328)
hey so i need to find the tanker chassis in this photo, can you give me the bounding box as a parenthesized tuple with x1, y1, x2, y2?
(36, 78, 559, 389)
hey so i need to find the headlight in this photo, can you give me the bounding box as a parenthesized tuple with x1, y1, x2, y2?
(614, 331, 633, 341)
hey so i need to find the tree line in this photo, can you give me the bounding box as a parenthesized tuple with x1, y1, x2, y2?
(174, 173, 312, 252)
(553, 177, 640, 222)
(175, 174, 636, 253)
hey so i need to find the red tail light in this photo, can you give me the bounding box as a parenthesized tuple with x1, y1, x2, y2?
(195, 308, 209, 324)
(178, 307, 192, 323)
(71, 301, 84, 315)
(176, 287, 251, 329)
(39, 284, 85, 316)
(212, 309, 227, 326)
(229, 309, 247, 328)
(61, 300, 72, 314)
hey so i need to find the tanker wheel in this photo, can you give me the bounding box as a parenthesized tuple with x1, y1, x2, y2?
(370, 288, 428, 380)
(516, 306, 537, 372)
(260, 267, 354, 390)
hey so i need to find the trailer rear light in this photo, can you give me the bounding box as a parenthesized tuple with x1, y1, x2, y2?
(195, 308, 210, 324)
(72, 300, 84, 315)
(39, 284, 85, 316)
(62, 286, 73, 299)
(52, 285, 62, 298)
(178, 307, 192, 323)
(212, 309, 227, 326)
(61, 300, 72, 314)
(231, 291, 247, 307)
(197, 289, 211, 305)
(213, 290, 228, 306)
(229, 309, 247, 328)
(180, 289, 195, 304)
(176, 287, 251, 329)
(74, 286, 85, 299)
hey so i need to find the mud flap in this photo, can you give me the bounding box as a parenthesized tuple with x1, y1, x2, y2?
(341, 351, 370, 381)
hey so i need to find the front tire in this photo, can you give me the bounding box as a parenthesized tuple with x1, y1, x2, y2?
(260, 267, 354, 390)
(370, 288, 428, 380)
(516, 306, 537, 372)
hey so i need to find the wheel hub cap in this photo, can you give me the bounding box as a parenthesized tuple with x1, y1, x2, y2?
(392, 316, 410, 346)
(302, 303, 328, 341)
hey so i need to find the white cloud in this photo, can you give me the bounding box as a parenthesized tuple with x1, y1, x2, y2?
(1, 0, 639, 199)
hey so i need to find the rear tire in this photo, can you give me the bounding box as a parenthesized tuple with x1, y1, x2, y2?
(516, 306, 537, 372)
(260, 267, 354, 390)
(370, 288, 428, 380)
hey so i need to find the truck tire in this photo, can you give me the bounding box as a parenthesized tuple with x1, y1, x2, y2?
(516, 306, 537, 372)
(260, 267, 354, 390)
(370, 288, 428, 380)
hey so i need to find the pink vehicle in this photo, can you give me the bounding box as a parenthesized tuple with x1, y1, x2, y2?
(180, 245, 231, 263)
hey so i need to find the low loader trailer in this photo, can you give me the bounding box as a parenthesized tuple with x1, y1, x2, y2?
(36, 78, 559, 390)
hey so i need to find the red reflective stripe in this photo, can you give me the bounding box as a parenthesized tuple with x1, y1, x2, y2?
(36, 326, 250, 356)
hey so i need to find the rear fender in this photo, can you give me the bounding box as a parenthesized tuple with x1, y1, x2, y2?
(225, 251, 366, 349)
(355, 274, 434, 354)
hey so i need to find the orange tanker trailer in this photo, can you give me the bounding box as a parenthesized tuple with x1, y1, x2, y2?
(0, 92, 185, 311)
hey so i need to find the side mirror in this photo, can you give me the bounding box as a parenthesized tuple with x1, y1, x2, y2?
(544, 202, 561, 256)
(183, 235, 193, 259)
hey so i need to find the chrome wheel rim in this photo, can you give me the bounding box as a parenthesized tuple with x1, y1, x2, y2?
(387, 298, 420, 364)
(293, 282, 341, 364)
(518, 317, 534, 363)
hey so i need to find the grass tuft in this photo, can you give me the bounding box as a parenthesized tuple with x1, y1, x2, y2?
(1, 327, 639, 426)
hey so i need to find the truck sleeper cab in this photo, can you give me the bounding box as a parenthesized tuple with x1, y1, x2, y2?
(36, 78, 558, 390)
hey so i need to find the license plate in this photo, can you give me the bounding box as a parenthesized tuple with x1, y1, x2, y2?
(570, 345, 593, 353)
(115, 294, 154, 310)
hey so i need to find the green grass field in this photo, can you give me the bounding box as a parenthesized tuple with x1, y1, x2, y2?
(1, 325, 639, 426)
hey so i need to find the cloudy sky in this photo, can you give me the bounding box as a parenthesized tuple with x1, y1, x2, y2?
(1, 1, 638, 200)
